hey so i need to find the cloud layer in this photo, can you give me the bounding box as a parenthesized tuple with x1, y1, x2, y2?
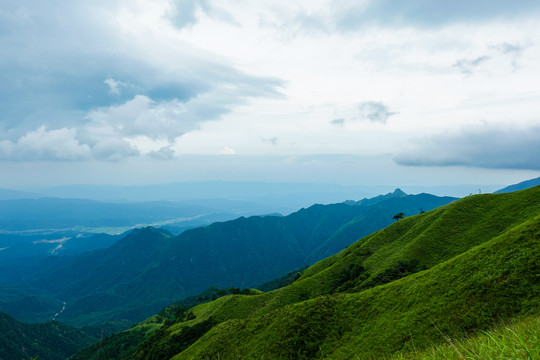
(394, 125, 540, 170)
(0, 0, 282, 161)
(1, 0, 539, 187)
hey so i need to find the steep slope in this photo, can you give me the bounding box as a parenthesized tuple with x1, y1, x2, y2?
(307, 190, 456, 262)
(0, 283, 63, 323)
(75, 186, 540, 359)
(21, 190, 453, 327)
(0, 312, 95, 360)
(389, 313, 540, 360)
(28, 227, 176, 326)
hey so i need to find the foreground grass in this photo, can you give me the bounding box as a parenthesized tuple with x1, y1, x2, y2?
(175, 212, 540, 359)
(390, 314, 539, 360)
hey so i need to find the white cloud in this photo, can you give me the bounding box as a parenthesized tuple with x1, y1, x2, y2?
(0, 0, 282, 146)
(87, 95, 195, 140)
(1, 0, 540, 186)
(217, 146, 236, 155)
(104, 78, 125, 95)
(91, 137, 139, 161)
(0, 126, 91, 161)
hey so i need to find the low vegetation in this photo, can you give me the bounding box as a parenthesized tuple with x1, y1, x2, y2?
(390, 313, 540, 360)
(72, 186, 540, 359)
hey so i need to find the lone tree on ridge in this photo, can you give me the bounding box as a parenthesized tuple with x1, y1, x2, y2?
(392, 212, 405, 221)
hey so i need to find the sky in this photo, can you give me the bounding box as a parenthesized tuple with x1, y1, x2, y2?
(1, 0, 540, 190)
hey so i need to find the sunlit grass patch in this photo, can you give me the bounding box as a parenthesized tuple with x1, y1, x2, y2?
(389, 314, 539, 360)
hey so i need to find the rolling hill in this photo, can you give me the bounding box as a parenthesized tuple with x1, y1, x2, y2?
(72, 185, 540, 359)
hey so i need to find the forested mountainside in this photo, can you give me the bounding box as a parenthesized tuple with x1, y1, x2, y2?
(16, 189, 453, 327)
(73, 186, 540, 359)
(0, 312, 95, 360)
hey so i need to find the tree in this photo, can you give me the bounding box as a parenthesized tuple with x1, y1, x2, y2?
(392, 212, 404, 221)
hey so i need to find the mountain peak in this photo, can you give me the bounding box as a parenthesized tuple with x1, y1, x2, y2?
(350, 188, 408, 207)
(393, 188, 407, 196)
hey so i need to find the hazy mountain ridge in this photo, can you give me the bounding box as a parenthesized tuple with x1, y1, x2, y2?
(495, 176, 540, 193)
(72, 185, 540, 359)
(0, 197, 233, 231)
(0, 188, 42, 200)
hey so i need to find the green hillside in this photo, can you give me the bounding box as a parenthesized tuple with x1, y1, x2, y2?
(390, 313, 540, 360)
(73, 186, 540, 359)
(0, 312, 95, 360)
(18, 190, 452, 327)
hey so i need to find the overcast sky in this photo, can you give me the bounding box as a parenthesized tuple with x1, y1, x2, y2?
(1, 0, 539, 190)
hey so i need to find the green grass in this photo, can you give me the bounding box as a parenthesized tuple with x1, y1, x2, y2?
(72, 186, 540, 360)
(175, 211, 540, 359)
(174, 188, 540, 359)
(389, 313, 540, 360)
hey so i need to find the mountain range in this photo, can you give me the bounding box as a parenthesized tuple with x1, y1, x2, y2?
(72, 184, 540, 359)
(1, 179, 539, 360)
(1, 189, 455, 328)
(494, 175, 540, 193)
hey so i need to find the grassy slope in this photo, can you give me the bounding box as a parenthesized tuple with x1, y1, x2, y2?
(390, 313, 540, 360)
(175, 188, 540, 359)
(73, 186, 540, 359)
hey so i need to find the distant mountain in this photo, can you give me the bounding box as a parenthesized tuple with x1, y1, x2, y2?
(346, 187, 407, 206)
(0, 197, 236, 231)
(9, 190, 455, 327)
(0, 187, 42, 200)
(494, 176, 540, 193)
(73, 185, 540, 360)
(39, 181, 389, 203)
(0, 312, 95, 360)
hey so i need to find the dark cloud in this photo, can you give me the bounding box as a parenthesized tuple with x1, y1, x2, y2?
(169, 0, 238, 28)
(453, 56, 490, 74)
(0, 0, 282, 161)
(453, 42, 527, 75)
(358, 102, 397, 124)
(491, 42, 526, 69)
(262, 137, 278, 146)
(334, 0, 540, 30)
(331, 118, 345, 126)
(169, 0, 210, 28)
(394, 125, 540, 170)
(493, 42, 524, 55)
